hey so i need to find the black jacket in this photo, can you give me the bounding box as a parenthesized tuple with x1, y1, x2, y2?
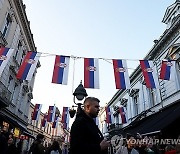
(69, 109, 108, 154)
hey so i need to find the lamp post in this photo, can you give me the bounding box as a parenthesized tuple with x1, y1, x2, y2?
(69, 81, 88, 118)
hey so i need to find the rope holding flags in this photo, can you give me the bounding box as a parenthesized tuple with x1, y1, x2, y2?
(1, 47, 178, 90)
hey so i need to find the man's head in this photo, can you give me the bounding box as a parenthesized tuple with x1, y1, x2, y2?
(36, 133, 44, 142)
(83, 97, 100, 118)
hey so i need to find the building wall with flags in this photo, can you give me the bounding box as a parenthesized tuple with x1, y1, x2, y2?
(106, 0, 180, 138)
(0, 0, 40, 152)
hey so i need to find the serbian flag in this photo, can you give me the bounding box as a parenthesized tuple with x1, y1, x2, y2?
(32, 104, 42, 120)
(47, 106, 56, 122)
(61, 107, 69, 124)
(63, 123, 69, 130)
(0, 47, 14, 76)
(160, 60, 176, 80)
(16, 51, 41, 80)
(105, 107, 114, 124)
(112, 59, 130, 89)
(41, 114, 48, 127)
(119, 107, 127, 124)
(52, 55, 70, 85)
(140, 60, 159, 88)
(93, 117, 99, 126)
(52, 116, 60, 128)
(84, 58, 99, 89)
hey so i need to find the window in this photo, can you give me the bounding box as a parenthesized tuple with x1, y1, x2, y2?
(133, 94, 139, 116)
(147, 88, 156, 107)
(1, 13, 12, 38)
(12, 83, 19, 105)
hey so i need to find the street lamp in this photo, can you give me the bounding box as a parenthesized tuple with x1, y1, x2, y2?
(69, 81, 88, 118)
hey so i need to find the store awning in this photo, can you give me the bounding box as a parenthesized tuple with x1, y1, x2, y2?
(124, 102, 180, 136)
(23, 130, 35, 139)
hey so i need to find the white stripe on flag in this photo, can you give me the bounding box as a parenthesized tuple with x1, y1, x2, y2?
(26, 52, 41, 80)
(94, 58, 99, 89)
(122, 60, 131, 89)
(62, 57, 70, 85)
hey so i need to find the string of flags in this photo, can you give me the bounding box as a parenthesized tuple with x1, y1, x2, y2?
(0, 47, 177, 90)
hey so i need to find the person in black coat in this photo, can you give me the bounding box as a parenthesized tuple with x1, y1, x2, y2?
(69, 97, 110, 154)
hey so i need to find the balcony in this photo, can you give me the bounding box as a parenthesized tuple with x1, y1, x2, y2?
(0, 31, 8, 47)
(0, 81, 12, 108)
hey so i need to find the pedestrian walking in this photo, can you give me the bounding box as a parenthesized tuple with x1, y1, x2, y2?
(69, 97, 110, 154)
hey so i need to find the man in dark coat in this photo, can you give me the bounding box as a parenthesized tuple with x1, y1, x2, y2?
(70, 97, 110, 154)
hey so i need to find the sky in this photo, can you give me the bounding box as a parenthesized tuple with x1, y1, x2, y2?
(23, 0, 175, 114)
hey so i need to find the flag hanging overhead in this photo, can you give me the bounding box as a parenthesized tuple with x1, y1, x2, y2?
(84, 58, 99, 89)
(61, 107, 69, 124)
(41, 114, 48, 127)
(119, 106, 127, 124)
(52, 55, 70, 85)
(160, 60, 176, 80)
(32, 104, 42, 121)
(47, 106, 56, 122)
(105, 107, 114, 124)
(140, 60, 159, 88)
(16, 51, 41, 80)
(112, 59, 130, 89)
(0, 47, 14, 76)
(52, 116, 60, 128)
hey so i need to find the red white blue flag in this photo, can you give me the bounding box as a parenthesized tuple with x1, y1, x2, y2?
(112, 59, 130, 89)
(84, 58, 99, 89)
(32, 104, 42, 121)
(52, 55, 70, 85)
(63, 123, 69, 130)
(47, 106, 56, 122)
(140, 60, 159, 88)
(119, 107, 127, 124)
(0, 47, 14, 76)
(41, 114, 48, 127)
(61, 107, 69, 124)
(16, 51, 41, 80)
(105, 107, 114, 124)
(52, 116, 60, 128)
(160, 60, 176, 80)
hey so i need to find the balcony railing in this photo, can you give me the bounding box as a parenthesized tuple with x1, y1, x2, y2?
(0, 81, 12, 108)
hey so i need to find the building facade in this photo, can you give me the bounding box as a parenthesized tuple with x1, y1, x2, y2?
(0, 0, 40, 152)
(102, 0, 180, 139)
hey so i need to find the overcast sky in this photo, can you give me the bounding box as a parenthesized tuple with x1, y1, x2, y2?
(23, 0, 175, 114)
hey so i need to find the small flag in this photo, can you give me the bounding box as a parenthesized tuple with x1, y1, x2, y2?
(93, 117, 99, 126)
(47, 106, 56, 122)
(160, 60, 176, 80)
(84, 58, 99, 89)
(0, 47, 14, 76)
(105, 107, 114, 124)
(16, 51, 41, 80)
(41, 114, 48, 127)
(52, 55, 70, 85)
(119, 107, 127, 124)
(61, 107, 69, 124)
(140, 60, 159, 88)
(112, 59, 130, 89)
(52, 116, 60, 128)
(32, 104, 42, 121)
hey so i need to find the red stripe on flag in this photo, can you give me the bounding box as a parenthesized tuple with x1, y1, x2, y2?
(113, 60, 121, 89)
(160, 61, 167, 80)
(140, 60, 151, 88)
(0, 48, 5, 56)
(16, 52, 32, 79)
(84, 58, 90, 88)
(52, 55, 60, 83)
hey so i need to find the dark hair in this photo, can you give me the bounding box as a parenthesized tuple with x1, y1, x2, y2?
(51, 141, 60, 151)
(84, 97, 100, 104)
(36, 134, 44, 140)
